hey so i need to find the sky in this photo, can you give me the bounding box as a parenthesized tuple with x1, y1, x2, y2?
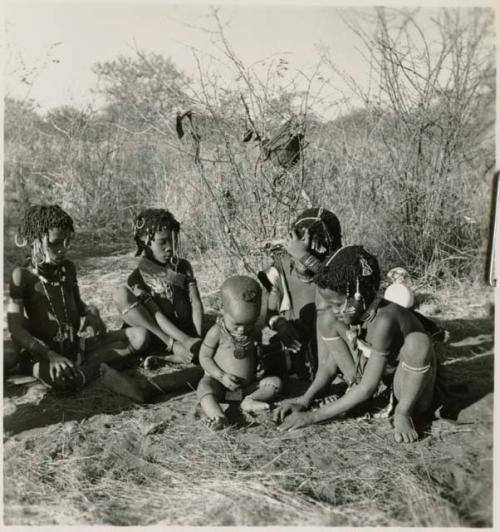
(4, 1, 496, 119)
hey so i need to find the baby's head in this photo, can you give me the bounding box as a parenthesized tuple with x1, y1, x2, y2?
(291, 207, 342, 275)
(133, 208, 180, 264)
(16, 204, 74, 266)
(315, 245, 380, 325)
(221, 276, 262, 338)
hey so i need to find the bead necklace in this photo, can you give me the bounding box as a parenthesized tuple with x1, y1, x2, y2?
(36, 264, 74, 354)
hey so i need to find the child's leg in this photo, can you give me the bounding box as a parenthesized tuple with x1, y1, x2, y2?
(84, 326, 149, 363)
(392, 331, 436, 443)
(320, 318, 357, 383)
(163, 337, 201, 364)
(33, 360, 85, 391)
(114, 285, 176, 349)
(197, 375, 227, 422)
(241, 376, 283, 412)
(100, 363, 203, 402)
(3, 338, 19, 373)
(45, 327, 149, 390)
(114, 286, 199, 363)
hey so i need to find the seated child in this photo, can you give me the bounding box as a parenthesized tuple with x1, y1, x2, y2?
(114, 208, 204, 364)
(197, 276, 283, 430)
(258, 207, 342, 381)
(274, 245, 437, 444)
(6, 205, 149, 390)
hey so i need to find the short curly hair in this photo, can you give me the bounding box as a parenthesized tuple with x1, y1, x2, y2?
(16, 204, 74, 244)
(315, 245, 380, 307)
(292, 207, 342, 258)
(133, 208, 180, 256)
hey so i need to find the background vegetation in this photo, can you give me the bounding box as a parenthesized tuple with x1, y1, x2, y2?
(4, 7, 495, 279)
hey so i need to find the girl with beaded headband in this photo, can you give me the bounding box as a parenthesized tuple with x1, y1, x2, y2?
(113, 208, 205, 370)
(6, 204, 149, 391)
(274, 245, 438, 444)
(257, 207, 343, 384)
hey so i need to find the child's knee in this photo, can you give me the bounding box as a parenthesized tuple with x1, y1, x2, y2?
(258, 375, 284, 394)
(3, 339, 19, 371)
(400, 332, 433, 366)
(197, 375, 224, 402)
(127, 326, 150, 352)
(113, 285, 135, 312)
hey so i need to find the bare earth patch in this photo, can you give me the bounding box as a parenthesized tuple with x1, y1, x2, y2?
(3, 252, 494, 526)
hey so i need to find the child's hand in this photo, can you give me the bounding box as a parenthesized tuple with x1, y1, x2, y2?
(275, 320, 302, 353)
(81, 307, 107, 335)
(130, 284, 146, 298)
(46, 350, 78, 381)
(278, 411, 315, 431)
(286, 228, 310, 260)
(221, 372, 241, 391)
(272, 399, 307, 424)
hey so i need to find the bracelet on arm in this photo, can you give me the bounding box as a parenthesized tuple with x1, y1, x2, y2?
(298, 252, 323, 273)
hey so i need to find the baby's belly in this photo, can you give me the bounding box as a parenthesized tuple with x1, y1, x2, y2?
(214, 349, 257, 384)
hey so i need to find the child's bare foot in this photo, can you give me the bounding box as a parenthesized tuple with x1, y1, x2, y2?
(393, 411, 418, 443)
(167, 338, 201, 364)
(206, 416, 229, 431)
(4, 398, 17, 417)
(100, 363, 153, 403)
(240, 397, 270, 413)
(16, 383, 49, 405)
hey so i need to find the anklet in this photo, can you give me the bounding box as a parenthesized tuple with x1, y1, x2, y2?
(401, 361, 431, 374)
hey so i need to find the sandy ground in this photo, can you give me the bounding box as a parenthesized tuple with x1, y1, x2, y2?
(3, 247, 494, 526)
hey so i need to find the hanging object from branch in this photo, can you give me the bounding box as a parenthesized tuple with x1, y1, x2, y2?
(176, 110, 201, 164)
(261, 117, 304, 169)
(239, 95, 304, 169)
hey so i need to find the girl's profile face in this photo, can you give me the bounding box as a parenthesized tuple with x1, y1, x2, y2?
(316, 286, 363, 325)
(147, 228, 174, 264)
(42, 228, 72, 264)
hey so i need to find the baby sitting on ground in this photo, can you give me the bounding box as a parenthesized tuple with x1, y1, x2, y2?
(197, 275, 283, 430)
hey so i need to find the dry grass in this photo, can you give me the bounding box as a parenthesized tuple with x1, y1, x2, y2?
(3, 249, 494, 526)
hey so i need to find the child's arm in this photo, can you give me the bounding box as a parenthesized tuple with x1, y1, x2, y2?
(127, 270, 195, 344)
(273, 315, 345, 422)
(7, 268, 78, 379)
(279, 314, 394, 430)
(262, 267, 301, 352)
(199, 325, 240, 391)
(185, 261, 203, 337)
(286, 228, 323, 274)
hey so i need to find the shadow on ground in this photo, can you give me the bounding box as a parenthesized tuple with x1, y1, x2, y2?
(3, 366, 201, 436)
(4, 316, 493, 435)
(433, 317, 493, 421)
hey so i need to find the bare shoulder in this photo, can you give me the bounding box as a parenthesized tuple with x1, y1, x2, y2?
(11, 266, 34, 288)
(203, 323, 221, 344)
(367, 305, 400, 351)
(378, 301, 425, 334)
(317, 310, 342, 337)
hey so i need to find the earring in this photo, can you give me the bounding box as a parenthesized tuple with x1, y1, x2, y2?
(354, 278, 361, 301)
(15, 234, 27, 247)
